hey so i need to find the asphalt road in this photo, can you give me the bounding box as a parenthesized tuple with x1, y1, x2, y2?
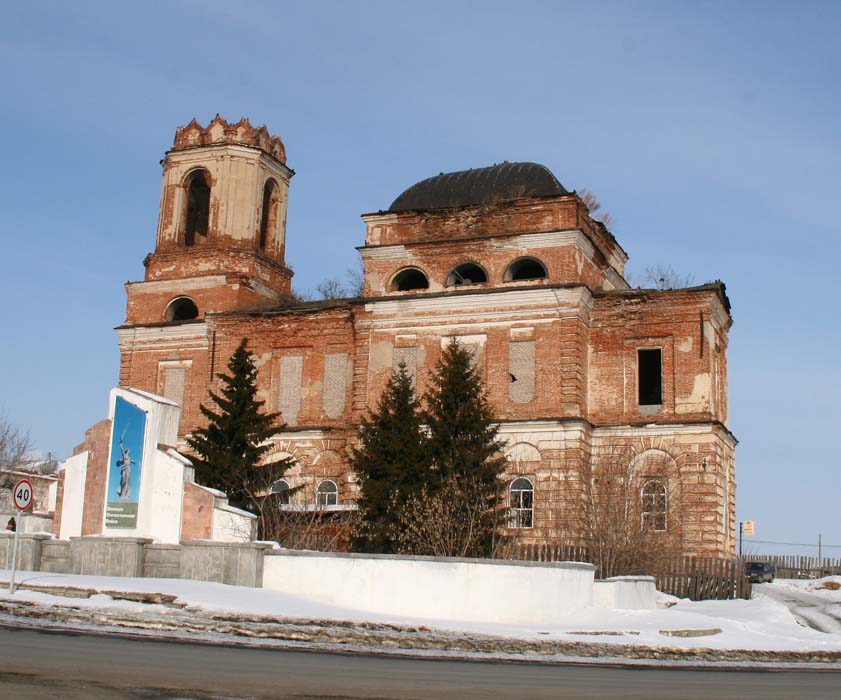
(0, 626, 839, 700)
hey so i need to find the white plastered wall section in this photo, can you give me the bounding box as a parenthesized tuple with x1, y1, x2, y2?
(263, 551, 598, 624)
(59, 451, 88, 539)
(212, 502, 257, 542)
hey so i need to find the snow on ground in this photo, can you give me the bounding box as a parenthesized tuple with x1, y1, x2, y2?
(770, 575, 841, 599)
(2, 568, 841, 657)
(751, 577, 841, 635)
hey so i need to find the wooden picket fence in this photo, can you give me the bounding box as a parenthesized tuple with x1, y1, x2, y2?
(747, 554, 841, 580)
(506, 544, 751, 601)
(658, 556, 751, 601)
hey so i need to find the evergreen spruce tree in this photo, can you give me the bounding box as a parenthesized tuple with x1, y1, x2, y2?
(351, 362, 430, 552)
(187, 339, 291, 518)
(421, 339, 506, 554)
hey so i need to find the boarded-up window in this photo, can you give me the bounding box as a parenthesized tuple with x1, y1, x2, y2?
(323, 353, 348, 419)
(162, 367, 186, 408)
(279, 355, 303, 424)
(508, 340, 536, 403)
(393, 347, 417, 389)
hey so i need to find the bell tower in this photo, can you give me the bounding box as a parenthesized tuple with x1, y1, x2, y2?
(124, 116, 294, 325)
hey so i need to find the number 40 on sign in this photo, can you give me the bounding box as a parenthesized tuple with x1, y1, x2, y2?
(13, 479, 33, 511)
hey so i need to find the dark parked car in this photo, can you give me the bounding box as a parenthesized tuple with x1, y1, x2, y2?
(746, 561, 775, 583)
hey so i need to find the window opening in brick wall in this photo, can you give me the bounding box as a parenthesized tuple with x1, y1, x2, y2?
(504, 256, 547, 282)
(509, 477, 534, 528)
(641, 479, 667, 531)
(638, 348, 663, 405)
(184, 169, 211, 246)
(445, 262, 487, 286)
(316, 479, 338, 506)
(391, 267, 429, 292)
(164, 296, 199, 322)
(259, 178, 279, 250)
(271, 478, 290, 505)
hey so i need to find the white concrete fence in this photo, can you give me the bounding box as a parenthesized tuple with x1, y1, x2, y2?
(263, 550, 655, 625)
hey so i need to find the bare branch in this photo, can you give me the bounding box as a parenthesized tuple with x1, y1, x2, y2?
(0, 415, 33, 473)
(628, 264, 695, 290)
(578, 188, 616, 228)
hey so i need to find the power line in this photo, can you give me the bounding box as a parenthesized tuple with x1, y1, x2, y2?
(746, 538, 841, 549)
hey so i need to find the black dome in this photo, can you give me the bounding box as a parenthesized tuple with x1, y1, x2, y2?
(389, 162, 567, 212)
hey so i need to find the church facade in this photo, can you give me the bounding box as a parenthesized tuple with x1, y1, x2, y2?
(116, 116, 736, 557)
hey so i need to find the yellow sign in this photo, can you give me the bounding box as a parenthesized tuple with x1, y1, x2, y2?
(743, 520, 755, 535)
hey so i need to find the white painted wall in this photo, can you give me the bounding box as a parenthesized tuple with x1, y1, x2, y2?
(263, 551, 595, 626)
(212, 503, 256, 542)
(593, 576, 656, 610)
(59, 451, 88, 539)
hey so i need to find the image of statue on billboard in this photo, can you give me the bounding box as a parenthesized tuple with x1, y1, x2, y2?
(105, 396, 147, 528)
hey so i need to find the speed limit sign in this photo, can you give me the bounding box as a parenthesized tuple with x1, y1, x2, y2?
(13, 479, 33, 511)
(9, 478, 33, 594)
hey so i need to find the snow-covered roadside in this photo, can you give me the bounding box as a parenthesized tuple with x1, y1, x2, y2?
(1, 569, 841, 668)
(751, 577, 841, 635)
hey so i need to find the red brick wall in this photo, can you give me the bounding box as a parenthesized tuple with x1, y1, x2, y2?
(181, 482, 214, 541)
(69, 418, 112, 536)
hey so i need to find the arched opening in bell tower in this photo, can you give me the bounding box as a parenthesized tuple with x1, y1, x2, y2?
(259, 178, 280, 250)
(164, 296, 199, 322)
(184, 169, 211, 246)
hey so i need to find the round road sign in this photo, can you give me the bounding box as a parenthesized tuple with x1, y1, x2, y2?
(13, 479, 33, 511)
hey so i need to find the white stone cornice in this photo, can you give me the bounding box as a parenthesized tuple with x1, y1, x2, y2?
(269, 429, 331, 441)
(116, 322, 209, 348)
(366, 286, 589, 316)
(359, 229, 596, 261)
(592, 423, 718, 438)
(126, 275, 228, 295)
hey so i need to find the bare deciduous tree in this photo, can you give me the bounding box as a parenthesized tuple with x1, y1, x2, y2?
(578, 188, 616, 228)
(315, 262, 365, 300)
(0, 416, 33, 473)
(258, 481, 359, 551)
(389, 475, 510, 558)
(572, 451, 683, 578)
(628, 264, 695, 290)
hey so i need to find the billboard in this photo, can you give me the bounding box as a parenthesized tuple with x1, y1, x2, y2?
(105, 396, 147, 528)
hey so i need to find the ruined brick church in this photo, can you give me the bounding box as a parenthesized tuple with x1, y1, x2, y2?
(117, 116, 736, 557)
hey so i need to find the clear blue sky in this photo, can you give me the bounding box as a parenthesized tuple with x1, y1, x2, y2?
(1, 1, 839, 555)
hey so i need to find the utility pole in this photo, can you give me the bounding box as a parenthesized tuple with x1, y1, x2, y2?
(739, 521, 743, 558)
(818, 533, 822, 565)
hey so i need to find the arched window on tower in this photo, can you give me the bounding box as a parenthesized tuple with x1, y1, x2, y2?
(184, 170, 211, 246)
(445, 262, 488, 287)
(390, 267, 429, 292)
(259, 179, 280, 250)
(164, 296, 199, 322)
(504, 256, 547, 282)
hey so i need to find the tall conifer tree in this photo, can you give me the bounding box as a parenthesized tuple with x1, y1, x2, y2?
(421, 339, 506, 553)
(351, 362, 430, 552)
(187, 339, 291, 515)
(424, 339, 505, 486)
